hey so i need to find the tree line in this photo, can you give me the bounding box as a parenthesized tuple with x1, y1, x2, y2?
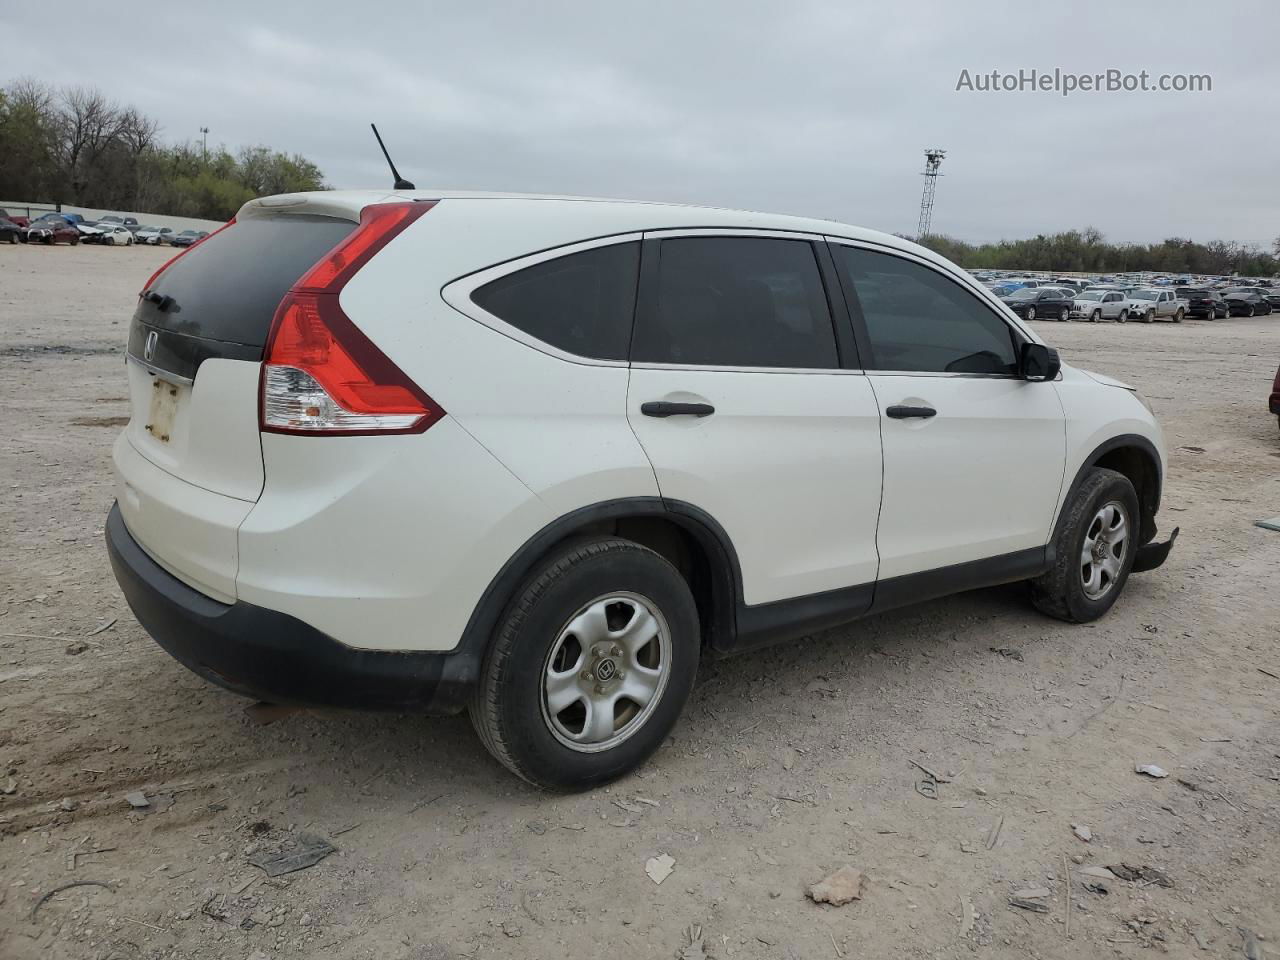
(0, 78, 325, 221)
(914, 228, 1280, 278)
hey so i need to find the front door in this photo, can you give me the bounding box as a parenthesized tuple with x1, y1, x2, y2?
(827, 240, 1067, 584)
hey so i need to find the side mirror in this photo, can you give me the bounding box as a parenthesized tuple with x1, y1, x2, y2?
(1020, 342, 1060, 381)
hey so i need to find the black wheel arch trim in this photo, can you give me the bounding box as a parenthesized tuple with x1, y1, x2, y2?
(455, 497, 744, 662)
(1057, 433, 1163, 545)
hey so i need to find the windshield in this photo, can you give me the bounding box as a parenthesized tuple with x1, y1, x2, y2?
(1009, 289, 1039, 300)
(1130, 290, 1157, 300)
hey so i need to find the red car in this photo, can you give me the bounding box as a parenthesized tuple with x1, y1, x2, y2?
(1270, 364, 1280, 431)
(0, 208, 30, 228)
(21, 215, 80, 245)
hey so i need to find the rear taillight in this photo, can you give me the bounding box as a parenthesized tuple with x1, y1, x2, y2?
(139, 219, 235, 295)
(260, 201, 442, 436)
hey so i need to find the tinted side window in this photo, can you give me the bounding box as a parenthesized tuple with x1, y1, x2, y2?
(633, 237, 837, 369)
(471, 242, 640, 361)
(834, 246, 1019, 375)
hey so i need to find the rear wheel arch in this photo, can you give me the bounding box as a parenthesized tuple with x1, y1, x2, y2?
(457, 498, 739, 665)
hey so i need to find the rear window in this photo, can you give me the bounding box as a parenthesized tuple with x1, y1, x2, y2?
(471, 242, 640, 361)
(137, 215, 356, 346)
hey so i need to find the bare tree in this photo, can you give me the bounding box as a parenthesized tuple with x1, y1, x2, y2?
(53, 86, 125, 199)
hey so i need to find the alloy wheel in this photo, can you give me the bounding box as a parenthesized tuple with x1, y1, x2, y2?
(1080, 500, 1129, 600)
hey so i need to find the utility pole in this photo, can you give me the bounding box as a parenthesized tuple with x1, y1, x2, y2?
(199, 127, 209, 161)
(916, 148, 946, 239)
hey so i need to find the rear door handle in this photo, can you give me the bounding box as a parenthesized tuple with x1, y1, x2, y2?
(641, 401, 715, 418)
(885, 404, 936, 419)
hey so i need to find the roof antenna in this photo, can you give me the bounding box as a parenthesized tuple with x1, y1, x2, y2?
(370, 123, 415, 190)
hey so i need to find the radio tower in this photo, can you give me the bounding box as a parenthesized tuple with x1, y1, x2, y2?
(916, 148, 946, 239)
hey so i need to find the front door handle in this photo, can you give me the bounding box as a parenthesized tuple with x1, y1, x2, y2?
(641, 401, 715, 418)
(885, 404, 937, 419)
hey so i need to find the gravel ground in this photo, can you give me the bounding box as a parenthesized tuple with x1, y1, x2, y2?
(1, 242, 1278, 960)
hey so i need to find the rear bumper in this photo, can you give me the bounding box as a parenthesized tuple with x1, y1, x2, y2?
(1269, 394, 1280, 415)
(105, 502, 478, 713)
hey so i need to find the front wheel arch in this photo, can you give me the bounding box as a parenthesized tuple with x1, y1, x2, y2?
(1056, 436, 1162, 548)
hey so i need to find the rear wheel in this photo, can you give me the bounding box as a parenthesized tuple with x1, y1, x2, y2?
(1026, 307, 1037, 321)
(1032, 467, 1140, 623)
(471, 538, 699, 791)
(1058, 307, 1069, 322)
(1247, 305, 1256, 317)
(1117, 310, 1127, 323)
(1173, 308, 1184, 323)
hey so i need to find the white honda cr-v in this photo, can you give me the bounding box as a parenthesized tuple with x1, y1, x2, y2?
(107, 190, 1177, 789)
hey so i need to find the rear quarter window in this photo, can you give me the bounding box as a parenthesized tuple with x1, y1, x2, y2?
(470, 242, 640, 361)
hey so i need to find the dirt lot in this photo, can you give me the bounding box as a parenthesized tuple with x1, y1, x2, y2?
(1, 241, 1278, 960)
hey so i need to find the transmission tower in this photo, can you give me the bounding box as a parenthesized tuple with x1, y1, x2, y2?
(916, 148, 946, 238)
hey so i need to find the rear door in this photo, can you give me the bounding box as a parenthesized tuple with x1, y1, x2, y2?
(117, 212, 357, 598)
(626, 231, 883, 608)
(827, 240, 1066, 588)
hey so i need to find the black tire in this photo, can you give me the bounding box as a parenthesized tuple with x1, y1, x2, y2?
(1026, 306, 1037, 321)
(1090, 309, 1102, 323)
(1173, 309, 1183, 323)
(470, 537, 700, 791)
(1142, 310, 1153, 323)
(1247, 305, 1255, 317)
(1031, 467, 1141, 623)
(1059, 307, 1069, 322)
(1117, 310, 1127, 323)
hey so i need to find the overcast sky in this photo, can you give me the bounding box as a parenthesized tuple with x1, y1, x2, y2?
(4, 0, 1277, 246)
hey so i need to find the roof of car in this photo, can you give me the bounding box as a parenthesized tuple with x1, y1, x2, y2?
(239, 188, 936, 264)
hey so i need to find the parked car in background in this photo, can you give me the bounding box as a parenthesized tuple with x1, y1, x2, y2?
(168, 229, 209, 248)
(0, 208, 30, 228)
(1175, 288, 1228, 319)
(104, 190, 1176, 789)
(21, 215, 81, 245)
(1223, 290, 1274, 316)
(87, 223, 136, 246)
(1125, 289, 1185, 323)
(1001, 286, 1073, 321)
(1071, 289, 1130, 322)
(1260, 288, 1280, 310)
(97, 214, 139, 227)
(136, 226, 175, 245)
(0, 216, 22, 243)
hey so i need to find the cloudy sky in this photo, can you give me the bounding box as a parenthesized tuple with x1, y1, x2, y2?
(4, 0, 1277, 246)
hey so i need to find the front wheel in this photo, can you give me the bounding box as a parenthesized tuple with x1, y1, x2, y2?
(1247, 305, 1256, 317)
(1141, 310, 1153, 323)
(1059, 307, 1070, 322)
(471, 538, 700, 791)
(1090, 309, 1102, 323)
(1031, 467, 1140, 623)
